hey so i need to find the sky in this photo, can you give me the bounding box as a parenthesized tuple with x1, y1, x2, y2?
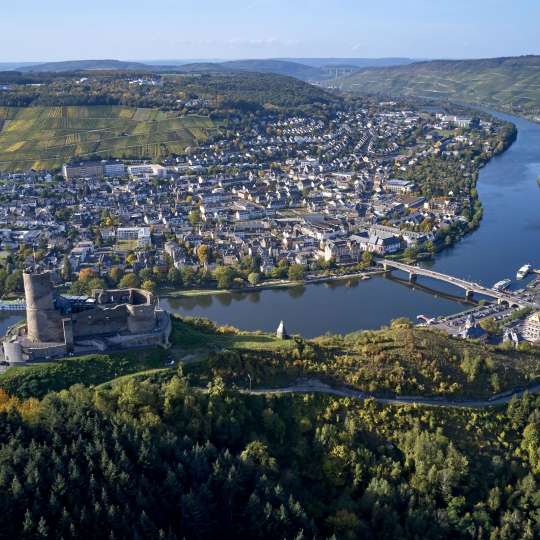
(2, 0, 539, 62)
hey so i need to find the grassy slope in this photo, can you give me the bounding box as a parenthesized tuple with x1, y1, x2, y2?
(3, 315, 539, 401)
(180, 319, 540, 399)
(0, 348, 167, 399)
(0, 317, 293, 399)
(0, 106, 217, 170)
(169, 315, 294, 352)
(338, 55, 540, 116)
(308, 326, 540, 397)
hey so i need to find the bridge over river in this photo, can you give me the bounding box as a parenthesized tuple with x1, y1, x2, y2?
(379, 259, 536, 308)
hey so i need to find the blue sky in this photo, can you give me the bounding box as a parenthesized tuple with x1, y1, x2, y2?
(2, 0, 539, 61)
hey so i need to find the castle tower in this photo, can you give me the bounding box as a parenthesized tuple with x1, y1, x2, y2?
(23, 271, 63, 343)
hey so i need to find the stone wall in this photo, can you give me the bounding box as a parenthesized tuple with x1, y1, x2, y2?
(71, 305, 129, 338)
(127, 304, 156, 334)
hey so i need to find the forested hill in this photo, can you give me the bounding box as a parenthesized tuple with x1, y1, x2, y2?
(0, 70, 339, 111)
(336, 55, 540, 121)
(173, 71, 340, 109)
(0, 317, 540, 537)
(1, 348, 540, 538)
(19, 59, 153, 72)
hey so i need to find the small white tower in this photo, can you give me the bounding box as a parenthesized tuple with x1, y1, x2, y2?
(276, 320, 289, 340)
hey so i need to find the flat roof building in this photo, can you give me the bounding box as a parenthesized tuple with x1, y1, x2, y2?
(385, 178, 415, 194)
(62, 162, 104, 181)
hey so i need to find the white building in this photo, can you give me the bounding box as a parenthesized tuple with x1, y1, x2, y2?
(127, 164, 167, 178)
(116, 227, 152, 247)
(103, 162, 126, 177)
(439, 115, 472, 128)
(385, 179, 415, 194)
(522, 312, 540, 343)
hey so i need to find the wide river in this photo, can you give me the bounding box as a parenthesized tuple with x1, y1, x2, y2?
(161, 111, 540, 337)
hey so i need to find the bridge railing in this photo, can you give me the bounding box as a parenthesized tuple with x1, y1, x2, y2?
(378, 259, 529, 306)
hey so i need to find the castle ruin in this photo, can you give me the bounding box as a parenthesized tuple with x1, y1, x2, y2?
(2, 270, 170, 364)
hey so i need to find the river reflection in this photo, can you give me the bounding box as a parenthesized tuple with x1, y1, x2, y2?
(160, 276, 468, 337)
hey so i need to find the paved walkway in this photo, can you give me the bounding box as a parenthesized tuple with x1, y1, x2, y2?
(243, 379, 540, 409)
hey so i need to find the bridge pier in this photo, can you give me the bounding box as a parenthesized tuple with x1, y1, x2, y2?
(379, 259, 515, 305)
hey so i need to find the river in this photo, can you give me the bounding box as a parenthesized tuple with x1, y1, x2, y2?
(162, 111, 540, 337)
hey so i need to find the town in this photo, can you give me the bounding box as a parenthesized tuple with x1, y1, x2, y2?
(0, 98, 536, 350)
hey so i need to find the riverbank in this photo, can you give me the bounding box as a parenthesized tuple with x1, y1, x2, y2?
(6, 315, 540, 407)
(160, 269, 384, 298)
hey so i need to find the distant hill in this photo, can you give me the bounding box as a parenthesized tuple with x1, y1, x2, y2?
(171, 60, 328, 80)
(0, 62, 36, 71)
(176, 58, 418, 81)
(219, 59, 324, 80)
(20, 59, 152, 72)
(284, 57, 418, 69)
(336, 55, 540, 120)
(173, 62, 232, 73)
(14, 57, 420, 81)
(17, 58, 330, 80)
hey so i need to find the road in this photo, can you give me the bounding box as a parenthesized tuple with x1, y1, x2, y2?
(243, 379, 540, 409)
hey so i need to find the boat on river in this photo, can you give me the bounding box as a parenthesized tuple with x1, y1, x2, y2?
(493, 279, 512, 291)
(517, 264, 532, 280)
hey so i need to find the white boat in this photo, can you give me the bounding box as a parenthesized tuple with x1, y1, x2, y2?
(493, 278, 511, 291)
(517, 264, 532, 280)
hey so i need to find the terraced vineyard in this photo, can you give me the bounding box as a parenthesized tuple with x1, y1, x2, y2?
(0, 106, 218, 170)
(337, 55, 540, 121)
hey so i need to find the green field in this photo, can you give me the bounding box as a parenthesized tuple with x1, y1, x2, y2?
(0, 106, 218, 170)
(0, 348, 167, 399)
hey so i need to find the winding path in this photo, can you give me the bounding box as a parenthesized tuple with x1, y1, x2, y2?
(244, 379, 540, 409)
